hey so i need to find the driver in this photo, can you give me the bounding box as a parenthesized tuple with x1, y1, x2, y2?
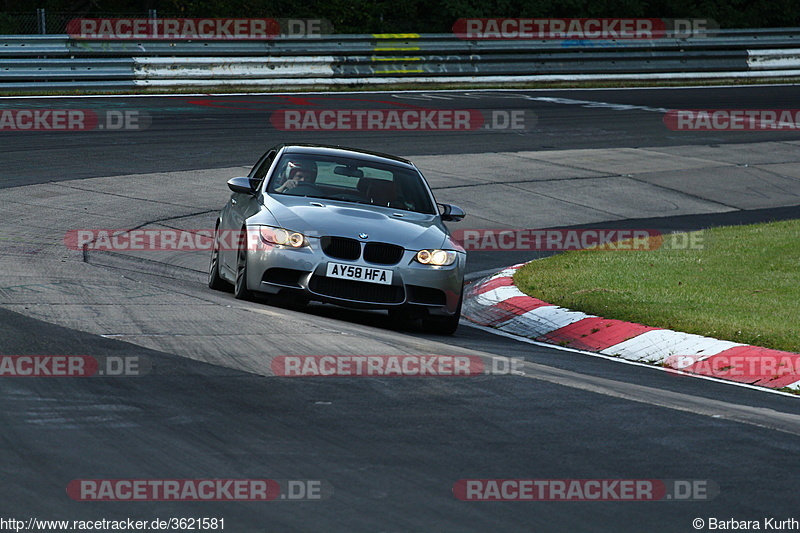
(275, 160, 318, 193)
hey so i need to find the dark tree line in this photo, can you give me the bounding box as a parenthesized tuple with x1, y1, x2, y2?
(2, 0, 798, 33)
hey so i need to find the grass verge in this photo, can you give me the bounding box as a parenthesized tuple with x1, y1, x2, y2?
(513, 220, 800, 353)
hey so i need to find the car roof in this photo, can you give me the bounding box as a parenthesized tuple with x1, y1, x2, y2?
(278, 144, 416, 169)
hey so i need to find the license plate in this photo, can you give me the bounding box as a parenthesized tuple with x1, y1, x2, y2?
(326, 263, 393, 285)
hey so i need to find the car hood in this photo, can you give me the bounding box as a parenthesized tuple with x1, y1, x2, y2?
(254, 195, 450, 250)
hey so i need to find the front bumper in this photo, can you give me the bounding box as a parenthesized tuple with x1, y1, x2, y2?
(245, 237, 465, 316)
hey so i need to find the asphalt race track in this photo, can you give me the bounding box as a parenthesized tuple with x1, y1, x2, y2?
(1, 86, 799, 532)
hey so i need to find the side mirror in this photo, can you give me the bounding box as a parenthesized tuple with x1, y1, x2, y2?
(227, 177, 257, 195)
(438, 203, 466, 222)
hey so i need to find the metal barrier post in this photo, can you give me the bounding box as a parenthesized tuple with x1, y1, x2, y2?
(36, 8, 46, 35)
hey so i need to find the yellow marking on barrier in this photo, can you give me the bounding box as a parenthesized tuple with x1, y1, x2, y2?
(374, 69, 425, 74)
(372, 33, 420, 39)
(374, 57, 422, 61)
(373, 47, 421, 52)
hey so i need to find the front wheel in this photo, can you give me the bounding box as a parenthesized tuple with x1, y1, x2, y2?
(208, 226, 228, 291)
(234, 230, 255, 301)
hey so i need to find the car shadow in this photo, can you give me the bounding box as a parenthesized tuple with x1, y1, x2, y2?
(254, 295, 457, 336)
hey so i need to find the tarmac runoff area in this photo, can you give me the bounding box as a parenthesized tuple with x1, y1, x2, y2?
(0, 140, 798, 381)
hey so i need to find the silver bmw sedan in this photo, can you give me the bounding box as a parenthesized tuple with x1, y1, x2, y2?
(208, 144, 466, 334)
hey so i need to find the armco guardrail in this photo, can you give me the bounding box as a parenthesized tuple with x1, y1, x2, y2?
(1, 30, 800, 91)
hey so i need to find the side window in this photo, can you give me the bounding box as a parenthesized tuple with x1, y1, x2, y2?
(250, 151, 277, 187)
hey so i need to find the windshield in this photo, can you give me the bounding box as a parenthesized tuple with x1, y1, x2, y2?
(267, 153, 437, 215)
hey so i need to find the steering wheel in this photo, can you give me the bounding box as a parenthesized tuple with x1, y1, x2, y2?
(286, 183, 324, 196)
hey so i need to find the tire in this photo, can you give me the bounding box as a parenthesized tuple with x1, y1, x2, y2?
(234, 229, 255, 301)
(421, 287, 463, 335)
(207, 226, 228, 291)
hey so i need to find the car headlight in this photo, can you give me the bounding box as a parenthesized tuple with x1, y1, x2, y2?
(259, 226, 309, 248)
(415, 249, 457, 266)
